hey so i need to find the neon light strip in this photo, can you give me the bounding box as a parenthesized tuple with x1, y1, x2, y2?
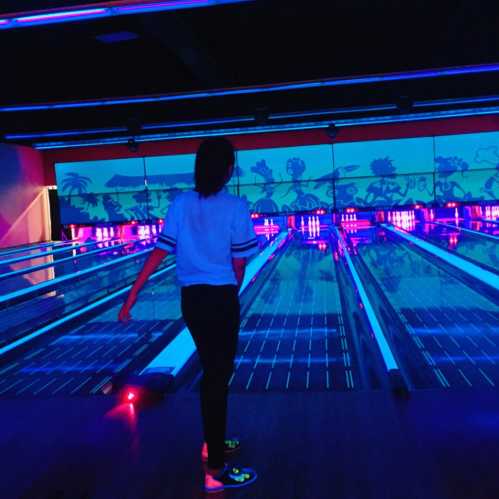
(333, 227, 400, 372)
(0, 1, 252, 30)
(0, 240, 154, 305)
(6, 117, 253, 140)
(432, 221, 499, 242)
(3, 62, 499, 111)
(0, 263, 175, 358)
(16, 8, 108, 23)
(117, 0, 210, 12)
(32, 104, 499, 150)
(382, 224, 499, 291)
(8, 97, 499, 141)
(414, 94, 499, 108)
(141, 231, 289, 377)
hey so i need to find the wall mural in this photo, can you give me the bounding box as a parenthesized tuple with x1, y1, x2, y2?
(55, 132, 499, 223)
(434, 131, 499, 202)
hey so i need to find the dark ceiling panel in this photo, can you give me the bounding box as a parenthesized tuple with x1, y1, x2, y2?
(1, 0, 499, 144)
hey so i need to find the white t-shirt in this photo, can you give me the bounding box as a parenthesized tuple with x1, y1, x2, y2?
(156, 190, 259, 286)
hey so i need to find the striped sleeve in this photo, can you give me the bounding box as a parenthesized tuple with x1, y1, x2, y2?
(231, 199, 258, 258)
(156, 200, 178, 253)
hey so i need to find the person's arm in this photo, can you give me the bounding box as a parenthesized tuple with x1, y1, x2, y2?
(230, 199, 258, 290)
(118, 247, 168, 322)
(232, 257, 247, 291)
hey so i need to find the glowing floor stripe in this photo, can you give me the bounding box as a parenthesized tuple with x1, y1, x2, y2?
(141, 231, 289, 377)
(334, 227, 400, 372)
(432, 221, 499, 242)
(0, 264, 175, 358)
(383, 224, 499, 290)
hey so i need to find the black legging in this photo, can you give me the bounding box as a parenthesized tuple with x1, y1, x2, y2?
(181, 284, 240, 469)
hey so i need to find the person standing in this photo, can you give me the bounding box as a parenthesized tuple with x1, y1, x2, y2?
(119, 137, 258, 493)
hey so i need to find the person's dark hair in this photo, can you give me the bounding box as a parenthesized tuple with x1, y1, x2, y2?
(194, 137, 235, 198)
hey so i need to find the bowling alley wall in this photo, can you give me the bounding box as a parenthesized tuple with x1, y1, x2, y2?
(0, 143, 50, 247)
(52, 127, 499, 224)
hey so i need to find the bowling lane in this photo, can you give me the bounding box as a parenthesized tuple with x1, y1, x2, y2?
(349, 226, 499, 390)
(0, 265, 182, 397)
(0, 233, 278, 397)
(455, 219, 499, 237)
(410, 222, 498, 273)
(0, 249, 175, 348)
(0, 238, 152, 294)
(187, 229, 387, 393)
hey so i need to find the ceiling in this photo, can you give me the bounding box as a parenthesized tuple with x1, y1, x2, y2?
(2, 0, 499, 147)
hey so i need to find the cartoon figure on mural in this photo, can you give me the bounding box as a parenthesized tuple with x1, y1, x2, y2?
(434, 156, 472, 203)
(475, 146, 499, 200)
(313, 164, 359, 208)
(358, 157, 415, 207)
(281, 158, 328, 212)
(248, 159, 279, 213)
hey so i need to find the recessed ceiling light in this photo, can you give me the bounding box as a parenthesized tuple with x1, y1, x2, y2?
(95, 31, 139, 43)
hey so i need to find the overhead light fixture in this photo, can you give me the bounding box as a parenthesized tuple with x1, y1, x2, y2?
(32, 104, 499, 150)
(3, 62, 499, 112)
(396, 95, 413, 113)
(325, 123, 339, 140)
(127, 138, 139, 153)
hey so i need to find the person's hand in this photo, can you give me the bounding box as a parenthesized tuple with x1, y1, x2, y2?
(118, 291, 137, 322)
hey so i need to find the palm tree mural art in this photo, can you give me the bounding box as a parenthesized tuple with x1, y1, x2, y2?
(62, 173, 92, 195)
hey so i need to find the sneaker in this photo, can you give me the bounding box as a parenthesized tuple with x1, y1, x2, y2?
(205, 464, 257, 493)
(201, 438, 240, 462)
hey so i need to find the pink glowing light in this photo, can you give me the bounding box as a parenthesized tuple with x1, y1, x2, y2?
(118, 0, 209, 12)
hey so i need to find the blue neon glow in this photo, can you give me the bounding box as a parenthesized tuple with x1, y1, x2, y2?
(5, 126, 127, 140)
(0, 1, 252, 30)
(3, 63, 499, 111)
(32, 104, 499, 150)
(16, 8, 108, 23)
(6, 117, 255, 140)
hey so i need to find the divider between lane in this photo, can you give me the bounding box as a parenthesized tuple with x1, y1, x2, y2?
(382, 224, 499, 291)
(333, 227, 402, 379)
(432, 221, 499, 242)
